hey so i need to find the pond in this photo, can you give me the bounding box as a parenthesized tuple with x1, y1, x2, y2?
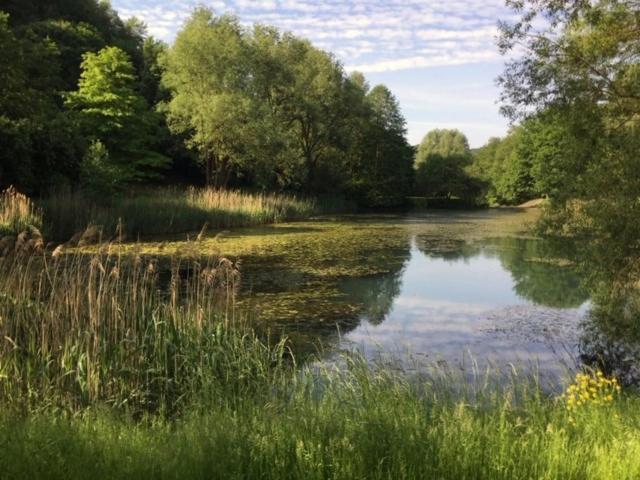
(134, 208, 591, 383)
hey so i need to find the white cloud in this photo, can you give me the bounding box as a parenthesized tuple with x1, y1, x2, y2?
(347, 50, 500, 73)
(113, 0, 509, 72)
(112, 0, 515, 146)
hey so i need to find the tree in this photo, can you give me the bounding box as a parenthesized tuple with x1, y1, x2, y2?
(470, 127, 538, 205)
(65, 46, 170, 183)
(162, 9, 261, 187)
(271, 34, 353, 191)
(498, 0, 640, 354)
(415, 129, 469, 161)
(355, 85, 413, 206)
(414, 129, 481, 201)
(0, 12, 85, 193)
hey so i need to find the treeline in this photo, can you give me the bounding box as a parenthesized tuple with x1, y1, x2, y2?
(412, 119, 597, 208)
(412, 1, 639, 217)
(0, 2, 413, 207)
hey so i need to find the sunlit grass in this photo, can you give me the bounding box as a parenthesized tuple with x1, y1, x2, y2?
(1, 232, 640, 479)
(40, 187, 317, 241)
(0, 186, 42, 236)
(2, 361, 640, 479)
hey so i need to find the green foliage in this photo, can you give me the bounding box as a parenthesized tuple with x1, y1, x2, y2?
(162, 8, 413, 205)
(78, 140, 121, 196)
(416, 128, 469, 160)
(0, 12, 85, 194)
(345, 82, 414, 207)
(4, 371, 640, 480)
(66, 46, 171, 184)
(497, 0, 640, 320)
(470, 126, 538, 205)
(414, 129, 482, 202)
(1, 2, 414, 205)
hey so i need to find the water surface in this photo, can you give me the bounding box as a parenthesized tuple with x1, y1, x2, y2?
(137, 209, 589, 380)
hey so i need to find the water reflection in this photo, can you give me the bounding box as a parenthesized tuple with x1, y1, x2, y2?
(97, 209, 640, 384)
(340, 237, 588, 381)
(226, 214, 590, 381)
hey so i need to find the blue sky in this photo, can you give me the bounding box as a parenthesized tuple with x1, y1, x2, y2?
(112, 0, 515, 147)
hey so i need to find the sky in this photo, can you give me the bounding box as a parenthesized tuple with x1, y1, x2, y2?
(112, 0, 516, 148)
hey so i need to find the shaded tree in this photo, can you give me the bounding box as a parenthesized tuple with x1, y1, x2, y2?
(414, 129, 482, 201)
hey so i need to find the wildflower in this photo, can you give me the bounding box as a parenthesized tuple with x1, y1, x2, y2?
(560, 369, 620, 422)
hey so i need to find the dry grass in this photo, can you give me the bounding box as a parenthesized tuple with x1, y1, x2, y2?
(41, 187, 317, 241)
(0, 186, 42, 236)
(0, 247, 287, 414)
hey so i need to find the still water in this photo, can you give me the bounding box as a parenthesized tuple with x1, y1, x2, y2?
(145, 209, 590, 380)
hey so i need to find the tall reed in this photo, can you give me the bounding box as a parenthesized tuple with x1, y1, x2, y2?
(0, 248, 288, 414)
(0, 186, 42, 235)
(40, 187, 317, 241)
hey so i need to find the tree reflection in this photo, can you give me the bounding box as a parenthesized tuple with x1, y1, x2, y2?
(575, 238, 640, 384)
(339, 269, 405, 325)
(494, 238, 588, 308)
(414, 236, 588, 309)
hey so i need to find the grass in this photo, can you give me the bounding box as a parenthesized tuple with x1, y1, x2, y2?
(2, 363, 640, 479)
(0, 186, 43, 236)
(1, 247, 640, 478)
(0, 248, 294, 415)
(40, 187, 317, 241)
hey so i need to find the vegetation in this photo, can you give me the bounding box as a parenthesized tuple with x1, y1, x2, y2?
(414, 129, 484, 204)
(0, 247, 638, 479)
(0, 186, 42, 236)
(3, 368, 640, 480)
(40, 187, 316, 241)
(1, 0, 640, 478)
(0, 2, 413, 208)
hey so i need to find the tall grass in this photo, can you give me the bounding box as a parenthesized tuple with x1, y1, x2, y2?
(0, 249, 289, 414)
(40, 187, 317, 241)
(2, 360, 640, 479)
(0, 186, 42, 236)
(2, 249, 640, 478)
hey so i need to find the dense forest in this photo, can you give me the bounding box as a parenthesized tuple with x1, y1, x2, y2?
(0, 0, 414, 208)
(0, 0, 638, 221)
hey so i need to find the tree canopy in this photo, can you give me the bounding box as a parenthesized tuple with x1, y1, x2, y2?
(414, 129, 482, 202)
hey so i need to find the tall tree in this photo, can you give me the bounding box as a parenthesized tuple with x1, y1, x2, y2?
(0, 12, 84, 193)
(499, 0, 640, 346)
(354, 84, 413, 206)
(415, 129, 469, 161)
(414, 129, 481, 201)
(162, 9, 259, 187)
(65, 46, 169, 183)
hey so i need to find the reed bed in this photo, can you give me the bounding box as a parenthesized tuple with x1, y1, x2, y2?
(40, 187, 317, 241)
(0, 248, 289, 414)
(0, 186, 42, 236)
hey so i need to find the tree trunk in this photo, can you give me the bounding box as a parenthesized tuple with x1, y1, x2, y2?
(205, 154, 213, 187)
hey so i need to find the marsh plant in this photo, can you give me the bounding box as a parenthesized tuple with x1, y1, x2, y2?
(1, 248, 640, 478)
(0, 248, 289, 414)
(40, 187, 317, 241)
(0, 186, 42, 236)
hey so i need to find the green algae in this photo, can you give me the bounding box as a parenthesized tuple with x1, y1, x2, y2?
(79, 209, 554, 342)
